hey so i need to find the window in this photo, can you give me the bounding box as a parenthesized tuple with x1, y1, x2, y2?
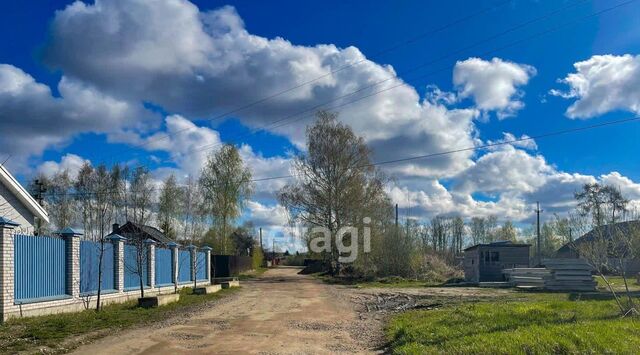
(484, 251, 490, 262)
(491, 252, 500, 262)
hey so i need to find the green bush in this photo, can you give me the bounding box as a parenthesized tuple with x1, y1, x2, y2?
(251, 247, 264, 269)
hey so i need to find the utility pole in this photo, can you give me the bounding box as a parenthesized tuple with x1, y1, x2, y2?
(395, 203, 399, 229)
(535, 202, 543, 266)
(33, 179, 46, 207)
(259, 227, 263, 250)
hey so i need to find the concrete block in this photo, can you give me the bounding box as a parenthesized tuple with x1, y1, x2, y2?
(220, 280, 240, 289)
(137, 293, 180, 308)
(193, 284, 222, 295)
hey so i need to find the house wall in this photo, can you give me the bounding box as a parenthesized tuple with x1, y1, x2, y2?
(477, 246, 530, 282)
(0, 183, 36, 233)
(463, 248, 480, 283)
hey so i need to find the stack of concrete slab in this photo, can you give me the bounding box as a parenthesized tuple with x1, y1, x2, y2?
(503, 260, 596, 291)
(542, 259, 597, 292)
(503, 268, 550, 289)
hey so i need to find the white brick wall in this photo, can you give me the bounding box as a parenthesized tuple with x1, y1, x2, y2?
(0, 224, 16, 320)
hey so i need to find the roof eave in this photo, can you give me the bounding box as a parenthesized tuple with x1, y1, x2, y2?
(0, 164, 49, 223)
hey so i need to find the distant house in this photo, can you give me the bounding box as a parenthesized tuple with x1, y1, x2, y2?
(556, 220, 640, 275)
(0, 164, 49, 233)
(464, 241, 530, 283)
(110, 221, 174, 245)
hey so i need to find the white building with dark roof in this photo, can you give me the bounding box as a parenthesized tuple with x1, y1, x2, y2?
(0, 164, 49, 233)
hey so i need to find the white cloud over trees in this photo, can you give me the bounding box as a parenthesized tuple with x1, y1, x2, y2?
(1, 0, 639, 229)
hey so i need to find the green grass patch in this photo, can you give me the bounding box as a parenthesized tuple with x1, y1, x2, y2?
(0, 287, 237, 354)
(387, 293, 640, 354)
(596, 275, 640, 292)
(316, 274, 442, 288)
(356, 278, 441, 288)
(238, 267, 268, 280)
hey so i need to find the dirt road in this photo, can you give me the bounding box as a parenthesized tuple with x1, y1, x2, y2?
(72, 267, 382, 354)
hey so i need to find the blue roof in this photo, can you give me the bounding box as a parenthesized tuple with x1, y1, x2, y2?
(108, 234, 127, 241)
(56, 227, 83, 236)
(0, 217, 19, 226)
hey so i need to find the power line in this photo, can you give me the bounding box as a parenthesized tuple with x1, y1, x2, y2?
(39, 0, 639, 194)
(40, 115, 640, 196)
(101, 0, 588, 169)
(123, 0, 515, 152)
(251, 116, 640, 182)
(150, 0, 597, 165)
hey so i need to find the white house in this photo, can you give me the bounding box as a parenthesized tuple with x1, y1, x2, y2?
(0, 164, 49, 233)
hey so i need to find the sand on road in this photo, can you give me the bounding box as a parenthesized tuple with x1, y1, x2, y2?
(71, 267, 381, 354)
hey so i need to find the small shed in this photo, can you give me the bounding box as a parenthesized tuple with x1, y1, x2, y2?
(464, 241, 530, 283)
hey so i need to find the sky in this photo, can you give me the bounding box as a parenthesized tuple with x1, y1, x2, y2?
(1, 0, 640, 251)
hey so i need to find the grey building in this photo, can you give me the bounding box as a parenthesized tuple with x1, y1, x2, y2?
(464, 241, 530, 282)
(556, 221, 640, 275)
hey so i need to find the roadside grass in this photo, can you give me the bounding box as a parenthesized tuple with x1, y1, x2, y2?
(316, 274, 443, 288)
(356, 278, 441, 288)
(0, 287, 237, 354)
(596, 275, 640, 292)
(238, 267, 268, 280)
(387, 293, 640, 354)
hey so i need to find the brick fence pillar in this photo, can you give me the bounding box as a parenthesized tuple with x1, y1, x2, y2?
(109, 234, 126, 292)
(144, 239, 156, 289)
(60, 228, 82, 299)
(0, 218, 18, 322)
(168, 242, 179, 287)
(201, 246, 212, 283)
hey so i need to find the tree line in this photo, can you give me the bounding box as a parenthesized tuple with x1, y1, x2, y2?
(33, 144, 255, 255)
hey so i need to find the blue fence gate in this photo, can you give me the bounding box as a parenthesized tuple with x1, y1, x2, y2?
(178, 250, 192, 283)
(79, 240, 115, 294)
(14, 234, 67, 302)
(196, 251, 207, 280)
(123, 244, 149, 289)
(155, 247, 173, 286)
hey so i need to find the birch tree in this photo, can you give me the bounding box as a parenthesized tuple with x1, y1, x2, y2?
(199, 144, 253, 254)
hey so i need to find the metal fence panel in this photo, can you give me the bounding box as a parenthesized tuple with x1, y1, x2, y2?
(79, 240, 115, 294)
(14, 234, 67, 301)
(178, 250, 192, 283)
(196, 252, 207, 280)
(155, 247, 173, 286)
(123, 244, 149, 289)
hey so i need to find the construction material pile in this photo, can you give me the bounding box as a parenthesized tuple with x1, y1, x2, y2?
(503, 259, 596, 291)
(542, 259, 597, 292)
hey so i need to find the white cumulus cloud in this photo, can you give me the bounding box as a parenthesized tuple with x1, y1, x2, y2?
(551, 54, 640, 118)
(453, 57, 536, 119)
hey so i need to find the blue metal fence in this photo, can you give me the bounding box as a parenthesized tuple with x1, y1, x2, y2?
(79, 240, 115, 294)
(123, 244, 149, 289)
(14, 234, 67, 302)
(178, 250, 192, 283)
(155, 247, 173, 286)
(196, 251, 207, 280)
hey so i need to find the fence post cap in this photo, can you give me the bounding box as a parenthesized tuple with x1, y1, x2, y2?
(143, 238, 156, 244)
(108, 233, 126, 242)
(0, 217, 19, 227)
(167, 241, 180, 248)
(201, 246, 212, 251)
(57, 227, 83, 237)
